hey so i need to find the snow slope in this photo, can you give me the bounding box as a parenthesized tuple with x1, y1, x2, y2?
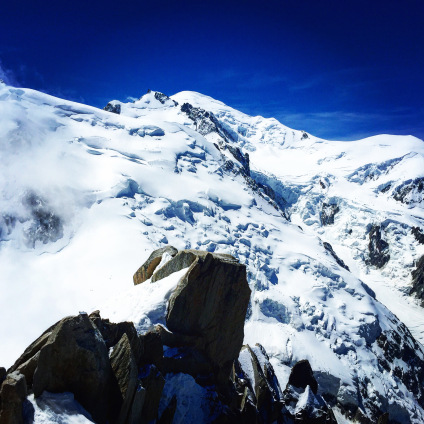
(1, 82, 424, 422)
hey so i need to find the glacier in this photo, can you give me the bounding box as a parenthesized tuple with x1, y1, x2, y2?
(1, 81, 424, 422)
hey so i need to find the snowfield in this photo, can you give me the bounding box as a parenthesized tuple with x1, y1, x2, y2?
(1, 82, 424, 422)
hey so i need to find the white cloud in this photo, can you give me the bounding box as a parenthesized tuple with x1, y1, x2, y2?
(0, 61, 17, 86)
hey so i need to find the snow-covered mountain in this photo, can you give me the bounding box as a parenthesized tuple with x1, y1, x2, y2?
(1, 81, 424, 423)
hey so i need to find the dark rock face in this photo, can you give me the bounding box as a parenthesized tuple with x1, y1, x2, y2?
(282, 385, 337, 424)
(133, 245, 178, 285)
(323, 241, 350, 271)
(104, 102, 121, 114)
(234, 344, 283, 423)
(393, 177, 424, 204)
(320, 203, 339, 226)
(180, 102, 250, 175)
(367, 225, 390, 268)
(166, 251, 251, 385)
(410, 255, 424, 305)
(110, 334, 141, 424)
(32, 313, 121, 424)
(288, 359, 318, 394)
(412, 226, 424, 244)
(227, 145, 250, 175)
(153, 91, 178, 106)
(0, 368, 5, 384)
(0, 371, 27, 424)
(181, 102, 230, 138)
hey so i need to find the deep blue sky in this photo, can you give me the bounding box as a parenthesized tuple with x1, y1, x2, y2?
(1, 0, 423, 140)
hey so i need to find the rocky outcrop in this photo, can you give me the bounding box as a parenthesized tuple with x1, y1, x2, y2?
(104, 102, 121, 114)
(166, 250, 251, 385)
(181, 102, 250, 175)
(323, 241, 350, 271)
(0, 371, 27, 424)
(367, 225, 390, 268)
(393, 177, 424, 204)
(32, 313, 121, 423)
(234, 344, 283, 423)
(152, 91, 178, 106)
(412, 226, 424, 244)
(282, 360, 336, 423)
(410, 255, 424, 305)
(320, 202, 339, 226)
(133, 245, 178, 285)
(288, 360, 318, 394)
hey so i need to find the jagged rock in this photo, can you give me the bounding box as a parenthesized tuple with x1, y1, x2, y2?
(181, 102, 227, 137)
(410, 255, 424, 305)
(152, 91, 178, 106)
(180, 102, 252, 176)
(139, 327, 163, 365)
(152, 249, 237, 283)
(226, 145, 250, 175)
(133, 245, 178, 285)
(166, 251, 250, 385)
(235, 344, 283, 423)
(32, 313, 122, 424)
(393, 177, 424, 204)
(367, 225, 390, 268)
(412, 226, 424, 244)
(110, 333, 140, 424)
(282, 361, 337, 424)
(320, 202, 339, 226)
(282, 384, 337, 424)
(0, 371, 27, 424)
(89, 310, 143, 362)
(323, 242, 350, 271)
(138, 364, 165, 423)
(287, 360, 318, 394)
(104, 102, 121, 114)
